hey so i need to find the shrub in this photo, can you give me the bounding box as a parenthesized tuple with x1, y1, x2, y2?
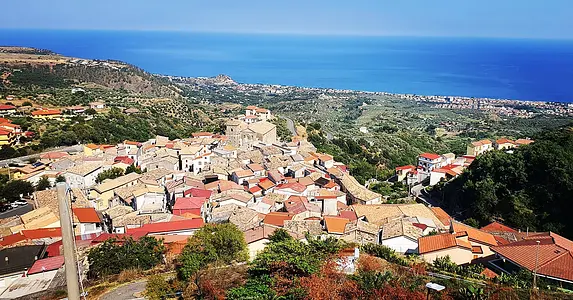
(360, 244, 409, 266)
(145, 275, 172, 300)
(87, 237, 165, 278)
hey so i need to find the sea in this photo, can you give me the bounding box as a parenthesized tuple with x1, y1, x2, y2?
(1, 29, 573, 102)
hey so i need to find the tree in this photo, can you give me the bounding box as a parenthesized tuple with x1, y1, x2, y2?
(85, 108, 97, 115)
(35, 175, 51, 191)
(95, 167, 124, 184)
(177, 223, 247, 281)
(87, 237, 165, 278)
(464, 218, 480, 228)
(22, 101, 33, 106)
(1, 180, 34, 202)
(267, 228, 292, 243)
(438, 125, 573, 238)
(125, 164, 142, 174)
(55, 175, 66, 183)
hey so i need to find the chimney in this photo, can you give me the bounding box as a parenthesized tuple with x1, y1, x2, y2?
(449, 219, 455, 234)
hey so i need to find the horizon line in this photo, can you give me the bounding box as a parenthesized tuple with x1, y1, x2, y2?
(0, 27, 572, 41)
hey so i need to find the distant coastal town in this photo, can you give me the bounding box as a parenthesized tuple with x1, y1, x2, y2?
(164, 74, 573, 118)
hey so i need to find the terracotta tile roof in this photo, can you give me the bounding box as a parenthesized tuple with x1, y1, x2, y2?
(472, 245, 484, 254)
(174, 197, 207, 210)
(395, 165, 415, 171)
(284, 196, 321, 215)
(244, 225, 279, 244)
(452, 221, 498, 246)
(297, 176, 315, 187)
(247, 121, 275, 135)
(480, 221, 518, 233)
(353, 204, 444, 227)
(258, 179, 275, 190)
(491, 232, 573, 282)
(249, 185, 262, 194)
(481, 267, 499, 279)
(263, 212, 295, 227)
(72, 208, 101, 223)
(21, 227, 62, 239)
(192, 132, 214, 137)
(0, 104, 16, 110)
(114, 156, 135, 165)
(124, 140, 140, 146)
(494, 235, 510, 245)
(128, 219, 204, 234)
(32, 109, 61, 116)
(268, 170, 285, 182)
(205, 180, 244, 192)
(247, 163, 265, 172)
(40, 152, 69, 160)
(382, 218, 424, 240)
(324, 216, 350, 234)
(66, 162, 102, 177)
(338, 210, 357, 221)
(317, 153, 333, 162)
(419, 153, 441, 160)
(183, 188, 213, 198)
(275, 182, 306, 193)
(233, 169, 254, 178)
(323, 181, 338, 189)
(27, 256, 65, 275)
(430, 207, 452, 226)
(418, 233, 472, 254)
(496, 138, 515, 145)
(94, 173, 141, 193)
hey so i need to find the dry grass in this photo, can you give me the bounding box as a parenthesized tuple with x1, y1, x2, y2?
(118, 268, 144, 283)
(0, 53, 68, 64)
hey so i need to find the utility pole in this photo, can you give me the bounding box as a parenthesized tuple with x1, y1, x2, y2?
(57, 183, 81, 300)
(533, 240, 540, 290)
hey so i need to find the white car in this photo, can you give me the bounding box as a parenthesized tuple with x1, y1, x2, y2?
(10, 203, 19, 208)
(14, 200, 28, 206)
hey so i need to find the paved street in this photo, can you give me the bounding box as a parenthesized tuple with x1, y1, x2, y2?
(0, 204, 32, 219)
(282, 116, 297, 137)
(99, 280, 147, 300)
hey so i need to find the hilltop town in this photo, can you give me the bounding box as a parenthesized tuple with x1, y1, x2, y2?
(1, 104, 572, 299)
(0, 47, 572, 299)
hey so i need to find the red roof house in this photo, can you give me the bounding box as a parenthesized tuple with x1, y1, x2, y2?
(27, 256, 65, 275)
(419, 153, 441, 160)
(128, 219, 204, 236)
(491, 232, 573, 283)
(183, 188, 213, 199)
(480, 221, 518, 233)
(172, 197, 207, 218)
(72, 208, 101, 223)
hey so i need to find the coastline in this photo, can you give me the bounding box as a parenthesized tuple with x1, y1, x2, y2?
(161, 73, 570, 107)
(0, 29, 571, 103)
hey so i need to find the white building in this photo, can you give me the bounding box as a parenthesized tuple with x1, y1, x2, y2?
(64, 163, 103, 189)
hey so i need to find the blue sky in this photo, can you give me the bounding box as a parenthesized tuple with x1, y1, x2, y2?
(2, 0, 572, 39)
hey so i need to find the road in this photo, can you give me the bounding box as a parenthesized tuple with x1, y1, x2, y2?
(0, 204, 32, 219)
(282, 116, 297, 137)
(99, 280, 147, 300)
(0, 144, 83, 166)
(412, 185, 440, 207)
